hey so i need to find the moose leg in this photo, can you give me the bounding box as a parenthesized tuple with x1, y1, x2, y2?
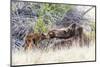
(27, 42, 33, 50)
(79, 35, 83, 47)
(24, 39, 33, 51)
(33, 40, 39, 49)
(23, 41, 29, 51)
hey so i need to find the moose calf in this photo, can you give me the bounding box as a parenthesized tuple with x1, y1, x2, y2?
(24, 32, 47, 50)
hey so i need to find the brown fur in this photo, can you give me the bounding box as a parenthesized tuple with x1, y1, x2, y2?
(47, 24, 89, 48)
(24, 32, 47, 50)
(47, 24, 77, 39)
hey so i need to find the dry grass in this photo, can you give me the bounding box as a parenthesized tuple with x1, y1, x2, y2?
(12, 42, 95, 66)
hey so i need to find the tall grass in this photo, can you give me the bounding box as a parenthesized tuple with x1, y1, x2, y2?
(12, 42, 95, 65)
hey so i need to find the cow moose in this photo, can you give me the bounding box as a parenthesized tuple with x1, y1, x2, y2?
(47, 23, 87, 48)
(47, 23, 77, 39)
